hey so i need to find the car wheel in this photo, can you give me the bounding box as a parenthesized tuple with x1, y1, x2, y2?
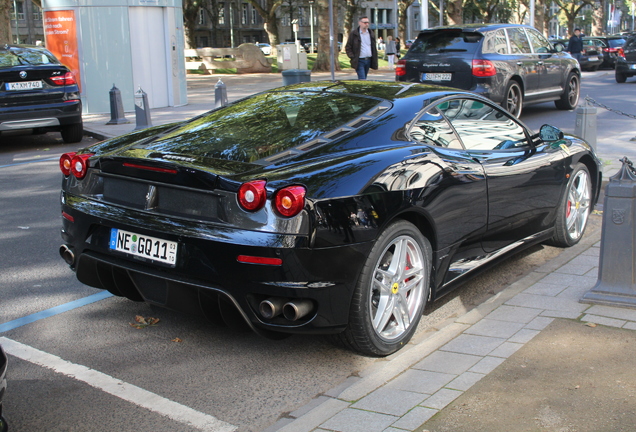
(555, 72, 580, 110)
(332, 220, 431, 356)
(61, 122, 84, 143)
(616, 70, 627, 83)
(503, 81, 523, 118)
(550, 163, 592, 247)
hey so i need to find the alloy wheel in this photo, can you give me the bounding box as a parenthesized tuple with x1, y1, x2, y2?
(565, 169, 591, 241)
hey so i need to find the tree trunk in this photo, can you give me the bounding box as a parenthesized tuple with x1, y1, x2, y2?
(398, 0, 415, 43)
(182, 0, 199, 49)
(248, 0, 282, 48)
(446, 0, 463, 25)
(1, 0, 12, 45)
(534, 0, 545, 35)
(313, 0, 340, 72)
(341, 0, 357, 53)
(592, 0, 604, 36)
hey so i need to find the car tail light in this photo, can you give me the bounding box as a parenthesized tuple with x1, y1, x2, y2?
(472, 59, 496, 77)
(237, 255, 282, 266)
(238, 180, 267, 211)
(618, 47, 625, 58)
(395, 59, 407, 77)
(274, 186, 306, 218)
(59, 152, 76, 176)
(70, 153, 93, 179)
(49, 71, 77, 86)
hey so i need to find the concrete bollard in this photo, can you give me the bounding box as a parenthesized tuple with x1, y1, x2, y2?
(106, 84, 129, 125)
(215, 79, 228, 108)
(574, 102, 597, 149)
(134, 87, 152, 130)
(581, 157, 636, 308)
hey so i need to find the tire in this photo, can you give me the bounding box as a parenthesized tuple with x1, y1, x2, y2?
(61, 122, 83, 143)
(554, 72, 580, 110)
(331, 220, 431, 356)
(502, 81, 523, 118)
(550, 163, 592, 247)
(616, 70, 627, 83)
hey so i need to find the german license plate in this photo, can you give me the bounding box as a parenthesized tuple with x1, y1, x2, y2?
(110, 228, 177, 266)
(422, 73, 452, 81)
(588, 56, 598, 61)
(6, 81, 43, 91)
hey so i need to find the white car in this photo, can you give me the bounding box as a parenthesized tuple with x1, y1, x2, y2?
(256, 43, 272, 55)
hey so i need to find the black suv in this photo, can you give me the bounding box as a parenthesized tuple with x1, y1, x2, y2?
(396, 24, 581, 117)
(615, 33, 636, 82)
(583, 36, 626, 68)
(0, 44, 83, 143)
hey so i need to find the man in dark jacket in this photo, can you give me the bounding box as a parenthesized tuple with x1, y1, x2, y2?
(345, 16, 378, 79)
(567, 28, 584, 61)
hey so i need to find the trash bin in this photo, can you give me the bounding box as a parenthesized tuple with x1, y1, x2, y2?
(282, 69, 311, 86)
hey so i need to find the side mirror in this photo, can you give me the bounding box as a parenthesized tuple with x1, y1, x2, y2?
(539, 124, 564, 142)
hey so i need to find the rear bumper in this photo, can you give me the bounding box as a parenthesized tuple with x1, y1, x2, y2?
(0, 99, 82, 131)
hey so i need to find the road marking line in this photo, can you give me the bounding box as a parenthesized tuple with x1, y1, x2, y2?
(0, 337, 237, 432)
(0, 291, 114, 333)
(0, 156, 59, 168)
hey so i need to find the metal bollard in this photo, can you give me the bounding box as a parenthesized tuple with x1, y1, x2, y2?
(215, 79, 228, 108)
(574, 101, 597, 149)
(134, 87, 152, 130)
(106, 84, 129, 125)
(581, 157, 636, 308)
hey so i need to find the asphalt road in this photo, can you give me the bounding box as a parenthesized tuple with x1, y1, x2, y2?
(0, 69, 632, 432)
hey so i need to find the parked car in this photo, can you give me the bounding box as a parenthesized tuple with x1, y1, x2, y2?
(550, 38, 603, 71)
(58, 81, 601, 356)
(615, 33, 636, 82)
(256, 43, 272, 56)
(583, 35, 626, 68)
(0, 343, 7, 432)
(0, 44, 83, 143)
(396, 24, 581, 118)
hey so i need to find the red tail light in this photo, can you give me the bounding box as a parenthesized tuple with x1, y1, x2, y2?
(472, 59, 496, 77)
(70, 153, 93, 179)
(618, 47, 625, 58)
(605, 47, 619, 53)
(49, 71, 77, 86)
(395, 59, 407, 77)
(59, 152, 76, 176)
(237, 255, 282, 266)
(238, 180, 267, 211)
(274, 186, 306, 218)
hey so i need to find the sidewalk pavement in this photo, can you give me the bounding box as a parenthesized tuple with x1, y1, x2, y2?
(82, 71, 636, 432)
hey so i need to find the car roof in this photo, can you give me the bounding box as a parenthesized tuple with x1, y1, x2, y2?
(419, 23, 534, 35)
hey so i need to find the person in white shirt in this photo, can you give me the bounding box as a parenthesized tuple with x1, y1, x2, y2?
(345, 16, 379, 79)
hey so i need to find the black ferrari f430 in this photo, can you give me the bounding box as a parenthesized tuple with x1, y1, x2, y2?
(59, 81, 601, 356)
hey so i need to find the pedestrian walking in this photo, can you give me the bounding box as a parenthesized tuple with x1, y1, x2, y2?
(567, 28, 584, 62)
(385, 36, 397, 69)
(345, 16, 379, 80)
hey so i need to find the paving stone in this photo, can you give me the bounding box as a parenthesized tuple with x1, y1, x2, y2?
(554, 263, 596, 276)
(538, 273, 597, 289)
(413, 351, 482, 375)
(468, 356, 506, 374)
(623, 322, 636, 331)
(585, 305, 636, 322)
(463, 318, 525, 339)
(508, 328, 540, 344)
(506, 293, 589, 314)
(522, 282, 566, 297)
(320, 408, 397, 432)
(289, 396, 331, 419)
(454, 308, 485, 325)
(382, 428, 405, 432)
(440, 334, 506, 356)
(352, 388, 428, 417)
(557, 285, 594, 300)
(568, 254, 600, 266)
(489, 341, 524, 358)
(484, 305, 542, 323)
(526, 316, 554, 330)
(277, 398, 350, 432)
(387, 369, 456, 395)
(420, 388, 464, 409)
(390, 407, 438, 430)
(540, 309, 585, 319)
(324, 376, 361, 398)
(445, 371, 485, 391)
(581, 314, 627, 328)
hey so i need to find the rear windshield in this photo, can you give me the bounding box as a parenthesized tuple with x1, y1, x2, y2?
(134, 91, 382, 163)
(0, 47, 59, 68)
(409, 31, 482, 55)
(609, 38, 625, 48)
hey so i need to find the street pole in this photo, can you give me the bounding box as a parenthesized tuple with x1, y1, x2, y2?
(12, 0, 20, 44)
(230, 2, 235, 48)
(329, 0, 335, 80)
(309, 0, 315, 54)
(421, 0, 428, 30)
(439, 0, 443, 26)
(529, 0, 535, 27)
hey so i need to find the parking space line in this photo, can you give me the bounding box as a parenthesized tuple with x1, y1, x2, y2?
(0, 291, 113, 333)
(0, 337, 238, 432)
(0, 157, 59, 169)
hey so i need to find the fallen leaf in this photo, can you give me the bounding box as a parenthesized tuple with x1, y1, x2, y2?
(585, 322, 597, 328)
(172, 338, 183, 343)
(129, 316, 160, 329)
(135, 315, 147, 325)
(147, 317, 160, 326)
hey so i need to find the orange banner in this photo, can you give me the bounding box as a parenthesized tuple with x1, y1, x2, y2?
(43, 10, 81, 91)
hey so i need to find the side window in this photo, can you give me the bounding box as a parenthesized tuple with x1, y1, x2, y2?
(438, 99, 528, 151)
(408, 108, 463, 149)
(482, 29, 508, 54)
(506, 27, 532, 54)
(526, 28, 550, 54)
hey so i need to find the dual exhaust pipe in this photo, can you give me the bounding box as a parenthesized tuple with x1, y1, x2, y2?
(259, 298, 314, 321)
(59, 244, 75, 266)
